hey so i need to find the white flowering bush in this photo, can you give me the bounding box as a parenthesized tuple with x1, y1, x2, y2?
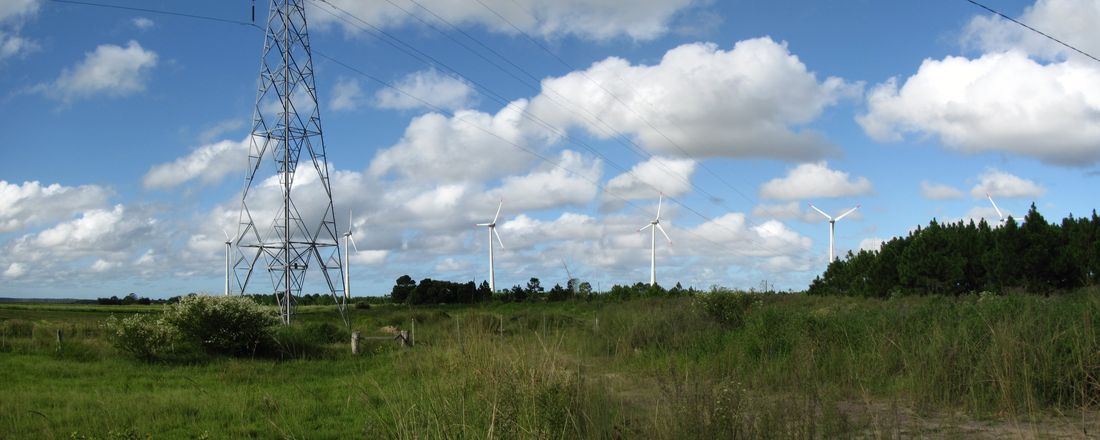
(106, 314, 177, 361)
(163, 295, 278, 356)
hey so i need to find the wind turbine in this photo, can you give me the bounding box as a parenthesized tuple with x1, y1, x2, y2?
(986, 193, 1007, 225)
(810, 204, 859, 263)
(638, 194, 672, 286)
(562, 258, 578, 297)
(476, 200, 505, 292)
(343, 210, 359, 300)
(222, 230, 232, 296)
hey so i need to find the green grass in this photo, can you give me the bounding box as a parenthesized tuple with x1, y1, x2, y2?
(2, 291, 1099, 438)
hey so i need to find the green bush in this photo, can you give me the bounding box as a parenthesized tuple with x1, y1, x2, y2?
(163, 295, 277, 356)
(105, 314, 177, 361)
(693, 289, 760, 329)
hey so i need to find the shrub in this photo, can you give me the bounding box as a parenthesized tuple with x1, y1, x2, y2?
(106, 314, 177, 361)
(694, 290, 760, 329)
(163, 295, 277, 356)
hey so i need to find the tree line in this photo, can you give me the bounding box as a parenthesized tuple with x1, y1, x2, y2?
(809, 204, 1100, 297)
(388, 275, 701, 305)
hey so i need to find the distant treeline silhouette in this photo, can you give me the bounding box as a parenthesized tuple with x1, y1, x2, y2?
(809, 204, 1100, 296)
(97, 293, 156, 305)
(388, 275, 702, 305)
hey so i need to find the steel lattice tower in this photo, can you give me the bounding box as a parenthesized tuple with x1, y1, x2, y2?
(232, 0, 346, 325)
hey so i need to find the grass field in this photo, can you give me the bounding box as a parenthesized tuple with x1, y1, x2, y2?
(2, 291, 1100, 438)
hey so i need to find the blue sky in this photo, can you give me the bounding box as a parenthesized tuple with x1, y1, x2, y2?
(2, 0, 1099, 298)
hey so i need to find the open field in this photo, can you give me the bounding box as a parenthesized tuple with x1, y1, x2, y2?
(2, 292, 1100, 438)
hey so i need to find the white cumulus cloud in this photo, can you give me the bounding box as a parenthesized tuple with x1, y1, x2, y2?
(0, 0, 40, 62)
(368, 100, 537, 182)
(131, 17, 154, 30)
(489, 150, 601, 212)
(759, 162, 872, 201)
(604, 156, 695, 203)
(143, 137, 248, 189)
(37, 40, 157, 104)
(3, 262, 26, 279)
(862, 0, 1100, 168)
(0, 180, 112, 232)
(330, 77, 364, 112)
(970, 169, 1045, 199)
(962, 0, 1100, 62)
(528, 38, 858, 161)
(308, 0, 698, 41)
(375, 69, 475, 112)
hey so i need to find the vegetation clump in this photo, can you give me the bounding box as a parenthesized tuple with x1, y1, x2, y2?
(107, 294, 277, 360)
(104, 314, 176, 361)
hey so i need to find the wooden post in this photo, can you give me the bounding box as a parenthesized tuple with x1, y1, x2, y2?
(399, 331, 410, 347)
(351, 331, 360, 354)
(55, 329, 63, 352)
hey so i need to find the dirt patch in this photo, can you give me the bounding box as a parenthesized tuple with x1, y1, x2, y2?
(836, 399, 1100, 438)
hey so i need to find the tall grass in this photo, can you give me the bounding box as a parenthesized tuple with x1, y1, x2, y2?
(1, 291, 1098, 437)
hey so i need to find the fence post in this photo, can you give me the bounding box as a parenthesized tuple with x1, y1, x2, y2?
(56, 329, 63, 352)
(351, 331, 360, 354)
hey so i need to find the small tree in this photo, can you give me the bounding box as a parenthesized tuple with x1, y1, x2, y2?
(391, 275, 416, 303)
(163, 295, 277, 356)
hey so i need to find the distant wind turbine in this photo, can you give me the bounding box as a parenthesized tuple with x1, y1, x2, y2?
(476, 200, 505, 292)
(810, 204, 859, 263)
(562, 258, 578, 296)
(986, 193, 1007, 225)
(638, 194, 672, 286)
(222, 229, 231, 296)
(343, 210, 359, 300)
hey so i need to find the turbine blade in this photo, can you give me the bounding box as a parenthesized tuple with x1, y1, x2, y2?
(222, 229, 231, 242)
(348, 209, 354, 233)
(809, 204, 831, 220)
(835, 205, 860, 221)
(476, 223, 490, 227)
(639, 224, 653, 232)
(987, 193, 1005, 220)
(493, 227, 504, 249)
(656, 223, 672, 243)
(349, 235, 360, 253)
(492, 199, 503, 224)
(656, 194, 663, 219)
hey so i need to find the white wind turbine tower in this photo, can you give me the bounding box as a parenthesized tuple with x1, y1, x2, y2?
(343, 211, 360, 300)
(810, 204, 860, 263)
(987, 193, 1007, 225)
(222, 230, 231, 296)
(638, 194, 672, 286)
(476, 200, 505, 292)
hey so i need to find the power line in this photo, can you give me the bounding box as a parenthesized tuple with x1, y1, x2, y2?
(377, 0, 806, 253)
(471, 0, 766, 208)
(395, 0, 747, 215)
(47, 0, 801, 259)
(308, 0, 786, 253)
(965, 0, 1100, 63)
(49, 0, 259, 28)
(312, 49, 732, 250)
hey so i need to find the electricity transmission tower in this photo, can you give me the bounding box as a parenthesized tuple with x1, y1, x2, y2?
(232, 0, 346, 325)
